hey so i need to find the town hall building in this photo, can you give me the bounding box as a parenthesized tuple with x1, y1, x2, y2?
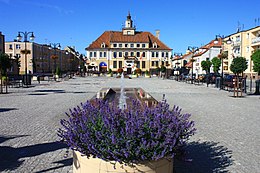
(85, 12, 172, 75)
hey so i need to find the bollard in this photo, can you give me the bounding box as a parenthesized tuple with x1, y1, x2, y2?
(255, 80, 260, 95)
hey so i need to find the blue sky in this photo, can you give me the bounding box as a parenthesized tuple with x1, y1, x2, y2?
(1, 0, 260, 54)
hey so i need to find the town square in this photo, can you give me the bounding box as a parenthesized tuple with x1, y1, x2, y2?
(1, 0, 260, 172)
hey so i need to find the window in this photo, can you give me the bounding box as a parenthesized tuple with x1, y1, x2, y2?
(113, 44, 117, 48)
(90, 52, 93, 57)
(142, 44, 146, 48)
(162, 61, 164, 66)
(247, 33, 250, 39)
(236, 36, 240, 42)
(119, 44, 122, 48)
(153, 42, 158, 48)
(142, 61, 146, 68)
(131, 52, 134, 56)
(246, 46, 250, 53)
(100, 52, 103, 57)
(137, 52, 140, 57)
(104, 52, 107, 57)
(137, 44, 140, 48)
(119, 61, 122, 68)
(94, 52, 96, 57)
(125, 44, 128, 48)
(113, 52, 117, 58)
(136, 61, 140, 68)
(113, 61, 117, 68)
(16, 54, 21, 58)
(125, 52, 128, 56)
(130, 43, 134, 48)
(16, 44, 21, 49)
(152, 61, 159, 67)
(166, 52, 168, 57)
(9, 44, 13, 49)
(161, 52, 164, 57)
(142, 52, 146, 57)
(152, 52, 155, 57)
(101, 42, 106, 48)
(155, 52, 159, 57)
(119, 52, 122, 57)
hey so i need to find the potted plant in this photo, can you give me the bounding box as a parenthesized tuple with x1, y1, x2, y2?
(145, 70, 151, 78)
(117, 68, 123, 77)
(107, 68, 113, 77)
(132, 70, 138, 78)
(58, 97, 196, 173)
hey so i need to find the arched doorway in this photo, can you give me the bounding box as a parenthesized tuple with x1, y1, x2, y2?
(99, 62, 107, 72)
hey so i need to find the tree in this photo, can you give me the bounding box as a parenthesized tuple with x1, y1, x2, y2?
(230, 56, 248, 75)
(251, 49, 260, 76)
(0, 53, 11, 93)
(211, 57, 221, 74)
(201, 60, 212, 74)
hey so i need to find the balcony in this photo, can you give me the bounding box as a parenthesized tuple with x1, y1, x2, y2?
(251, 37, 260, 45)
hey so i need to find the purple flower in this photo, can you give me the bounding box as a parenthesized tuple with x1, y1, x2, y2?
(58, 97, 196, 165)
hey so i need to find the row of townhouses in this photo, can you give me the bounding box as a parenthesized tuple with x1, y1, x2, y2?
(1, 36, 81, 75)
(172, 26, 260, 79)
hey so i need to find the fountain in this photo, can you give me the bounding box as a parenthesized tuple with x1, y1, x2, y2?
(118, 72, 127, 109)
(93, 73, 158, 108)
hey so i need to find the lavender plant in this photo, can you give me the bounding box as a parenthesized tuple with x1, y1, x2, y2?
(58, 98, 196, 165)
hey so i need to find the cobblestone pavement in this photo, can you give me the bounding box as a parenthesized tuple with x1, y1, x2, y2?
(0, 76, 259, 172)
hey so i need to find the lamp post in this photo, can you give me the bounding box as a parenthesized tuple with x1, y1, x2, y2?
(187, 46, 198, 84)
(214, 35, 232, 89)
(49, 43, 61, 79)
(16, 31, 35, 87)
(174, 53, 182, 80)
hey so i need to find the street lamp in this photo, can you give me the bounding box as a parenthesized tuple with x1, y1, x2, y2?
(214, 35, 232, 89)
(49, 43, 61, 79)
(174, 53, 182, 80)
(187, 46, 198, 84)
(16, 31, 35, 86)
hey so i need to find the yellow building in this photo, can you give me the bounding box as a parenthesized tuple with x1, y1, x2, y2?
(223, 26, 260, 78)
(5, 41, 74, 75)
(85, 13, 172, 75)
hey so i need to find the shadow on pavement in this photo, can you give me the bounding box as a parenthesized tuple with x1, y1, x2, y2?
(0, 135, 68, 172)
(0, 108, 18, 113)
(174, 141, 233, 173)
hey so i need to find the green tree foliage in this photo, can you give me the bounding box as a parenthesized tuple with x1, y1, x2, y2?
(0, 53, 11, 75)
(211, 57, 221, 74)
(201, 60, 212, 74)
(0, 53, 11, 93)
(251, 49, 260, 75)
(230, 56, 248, 75)
(161, 65, 166, 73)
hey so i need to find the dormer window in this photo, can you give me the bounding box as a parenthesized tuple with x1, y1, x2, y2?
(101, 42, 106, 48)
(153, 42, 158, 48)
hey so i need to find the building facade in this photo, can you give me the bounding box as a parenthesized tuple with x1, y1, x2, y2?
(85, 13, 172, 75)
(5, 41, 74, 75)
(0, 32, 4, 53)
(192, 40, 222, 75)
(223, 26, 260, 78)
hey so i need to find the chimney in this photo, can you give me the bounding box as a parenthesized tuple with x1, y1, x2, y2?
(155, 30, 160, 39)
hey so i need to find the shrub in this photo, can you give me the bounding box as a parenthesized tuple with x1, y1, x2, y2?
(117, 68, 123, 74)
(58, 98, 196, 166)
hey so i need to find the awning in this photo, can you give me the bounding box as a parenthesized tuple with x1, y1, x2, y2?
(99, 62, 107, 67)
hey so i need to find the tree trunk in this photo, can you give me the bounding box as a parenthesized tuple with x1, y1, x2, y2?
(0, 70, 2, 94)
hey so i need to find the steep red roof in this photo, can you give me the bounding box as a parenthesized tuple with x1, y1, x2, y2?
(86, 31, 172, 50)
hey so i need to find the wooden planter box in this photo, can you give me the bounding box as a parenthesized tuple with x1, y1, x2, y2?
(73, 151, 173, 173)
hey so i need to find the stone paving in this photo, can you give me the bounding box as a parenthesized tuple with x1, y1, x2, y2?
(0, 76, 259, 173)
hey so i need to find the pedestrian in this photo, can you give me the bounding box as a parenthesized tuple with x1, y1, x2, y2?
(37, 75, 40, 84)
